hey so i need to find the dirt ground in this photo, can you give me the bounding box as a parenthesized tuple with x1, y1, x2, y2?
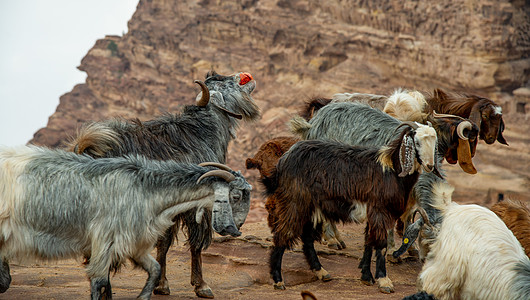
(2, 221, 423, 300)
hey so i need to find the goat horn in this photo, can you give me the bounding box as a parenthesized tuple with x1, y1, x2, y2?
(456, 121, 472, 140)
(194, 80, 210, 107)
(197, 170, 235, 184)
(432, 111, 466, 121)
(415, 207, 433, 228)
(199, 162, 234, 172)
(396, 121, 419, 131)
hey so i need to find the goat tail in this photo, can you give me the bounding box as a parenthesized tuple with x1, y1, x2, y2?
(513, 258, 530, 299)
(66, 122, 121, 157)
(289, 116, 312, 139)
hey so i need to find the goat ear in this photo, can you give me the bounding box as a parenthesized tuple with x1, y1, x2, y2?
(434, 88, 449, 101)
(245, 158, 259, 170)
(497, 118, 508, 145)
(456, 138, 477, 174)
(398, 132, 416, 177)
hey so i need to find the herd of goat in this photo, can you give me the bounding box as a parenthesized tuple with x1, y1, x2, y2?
(0, 71, 529, 300)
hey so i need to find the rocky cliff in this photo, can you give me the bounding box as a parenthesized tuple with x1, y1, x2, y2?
(31, 0, 530, 207)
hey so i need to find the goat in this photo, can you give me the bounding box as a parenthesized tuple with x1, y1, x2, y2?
(0, 145, 251, 299)
(417, 198, 530, 300)
(245, 136, 347, 250)
(491, 197, 530, 257)
(67, 71, 260, 298)
(425, 89, 508, 145)
(382, 88, 507, 145)
(291, 102, 478, 259)
(300, 92, 388, 120)
(262, 122, 438, 294)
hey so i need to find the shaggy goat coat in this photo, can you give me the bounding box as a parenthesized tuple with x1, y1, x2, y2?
(68, 71, 260, 296)
(0, 145, 249, 298)
(419, 202, 530, 300)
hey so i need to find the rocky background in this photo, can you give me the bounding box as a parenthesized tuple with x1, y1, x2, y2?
(14, 1, 530, 298)
(30, 0, 529, 210)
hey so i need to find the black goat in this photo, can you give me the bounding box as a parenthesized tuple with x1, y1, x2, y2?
(261, 122, 437, 294)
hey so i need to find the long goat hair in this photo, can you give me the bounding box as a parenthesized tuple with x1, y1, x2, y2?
(418, 201, 530, 300)
(246, 136, 347, 249)
(491, 198, 530, 258)
(67, 71, 260, 298)
(263, 121, 437, 293)
(0, 145, 250, 299)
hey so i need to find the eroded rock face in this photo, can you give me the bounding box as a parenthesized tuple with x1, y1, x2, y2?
(30, 0, 529, 202)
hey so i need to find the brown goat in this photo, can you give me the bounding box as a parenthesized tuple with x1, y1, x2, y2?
(491, 197, 530, 257)
(246, 136, 298, 178)
(246, 136, 347, 249)
(425, 89, 508, 145)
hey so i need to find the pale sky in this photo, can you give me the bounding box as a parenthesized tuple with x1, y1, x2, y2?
(0, 1, 138, 146)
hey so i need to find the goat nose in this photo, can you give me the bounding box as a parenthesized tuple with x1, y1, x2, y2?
(221, 225, 242, 237)
(424, 164, 434, 173)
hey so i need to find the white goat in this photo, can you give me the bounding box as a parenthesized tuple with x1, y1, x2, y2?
(418, 190, 530, 300)
(0, 145, 250, 299)
(383, 88, 428, 123)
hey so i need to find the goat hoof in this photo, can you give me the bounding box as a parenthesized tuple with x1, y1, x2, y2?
(314, 268, 331, 282)
(153, 279, 170, 295)
(273, 282, 286, 290)
(154, 286, 170, 295)
(339, 241, 347, 249)
(379, 286, 394, 294)
(361, 274, 375, 286)
(377, 277, 395, 294)
(195, 287, 214, 298)
(327, 243, 341, 250)
(361, 279, 375, 286)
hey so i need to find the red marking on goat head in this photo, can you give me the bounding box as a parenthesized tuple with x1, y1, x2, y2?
(239, 73, 253, 85)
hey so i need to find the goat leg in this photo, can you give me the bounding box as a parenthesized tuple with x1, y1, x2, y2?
(375, 247, 394, 294)
(359, 245, 375, 285)
(0, 258, 11, 293)
(90, 276, 111, 300)
(302, 222, 331, 282)
(153, 225, 175, 295)
(135, 254, 161, 300)
(270, 245, 286, 289)
(191, 245, 214, 298)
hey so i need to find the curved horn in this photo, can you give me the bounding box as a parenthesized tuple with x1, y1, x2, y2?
(197, 170, 235, 184)
(395, 121, 419, 132)
(415, 207, 433, 228)
(432, 111, 466, 121)
(456, 121, 473, 140)
(194, 80, 210, 107)
(199, 162, 234, 172)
